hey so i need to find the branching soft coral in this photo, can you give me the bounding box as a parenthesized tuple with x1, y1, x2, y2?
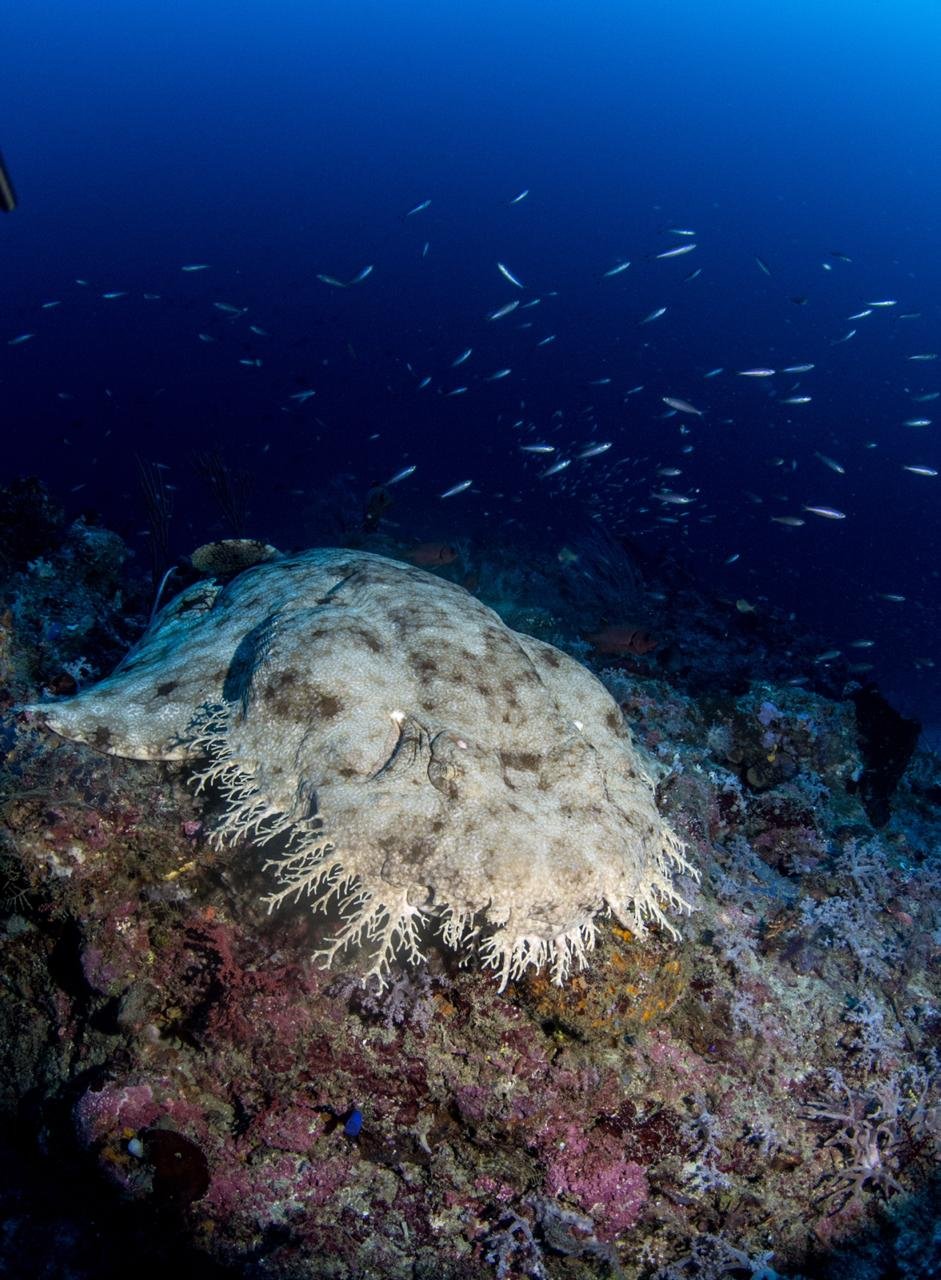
(805, 1066, 939, 1212)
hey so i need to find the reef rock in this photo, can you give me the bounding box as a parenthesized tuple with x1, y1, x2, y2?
(29, 549, 691, 987)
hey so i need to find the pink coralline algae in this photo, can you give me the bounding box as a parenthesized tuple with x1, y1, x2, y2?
(544, 1122, 649, 1238)
(75, 1080, 210, 1148)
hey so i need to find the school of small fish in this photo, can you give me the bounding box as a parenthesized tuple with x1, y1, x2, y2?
(3, 192, 938, 691)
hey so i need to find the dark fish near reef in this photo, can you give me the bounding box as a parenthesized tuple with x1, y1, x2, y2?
(405, 542, 459, 566)
(586, 625, 658, 656)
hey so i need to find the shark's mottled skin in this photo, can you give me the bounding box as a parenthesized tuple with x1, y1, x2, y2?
(30, 549, 693, 987)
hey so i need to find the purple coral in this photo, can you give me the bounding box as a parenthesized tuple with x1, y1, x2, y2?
(803, 1067, 933, 1211)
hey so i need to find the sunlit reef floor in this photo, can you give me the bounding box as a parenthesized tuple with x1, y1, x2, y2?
(0, 483, 938, 1280)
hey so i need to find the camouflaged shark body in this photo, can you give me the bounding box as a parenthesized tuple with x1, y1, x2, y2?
(31, 548, 692, 988)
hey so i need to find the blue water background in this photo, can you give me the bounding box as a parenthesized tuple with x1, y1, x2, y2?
(2, 1, 939, 729)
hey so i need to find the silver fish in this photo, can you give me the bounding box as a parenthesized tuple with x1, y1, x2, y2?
(387, 465, 417, 485)
(440, 479, 473, 498)
(540, 459, 571, 478)
(803, 505, 846, 519)
(496, 261, 525, 288)
(653, 491, 695, 505)
(814, 452, 845, 474)
(662, 396, 703, 415)
(488, 300, 520, 321)
(656, 244, 696, 259)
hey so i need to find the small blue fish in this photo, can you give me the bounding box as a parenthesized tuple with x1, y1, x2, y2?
(343, 1108, 363, 1138)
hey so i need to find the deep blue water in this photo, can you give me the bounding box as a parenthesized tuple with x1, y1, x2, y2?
(2, 0, 940, 731)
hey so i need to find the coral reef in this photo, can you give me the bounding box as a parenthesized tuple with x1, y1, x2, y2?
(0, 513, 939, 1279)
